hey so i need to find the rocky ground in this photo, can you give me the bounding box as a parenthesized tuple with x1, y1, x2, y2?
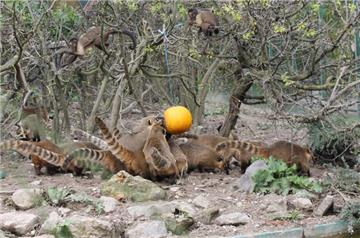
(0, 103, 351, 238)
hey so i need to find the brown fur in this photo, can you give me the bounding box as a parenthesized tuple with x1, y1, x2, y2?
(188, 8, 219, 36)
(63, 148, 125, 174)
(95, 116, 180, 181)
(0, 140, 105, 175)
(216, 140, 312, 175)
(168, 139, 188, 177)
(142, 123, 179, 181)
(95, 117, 151, 179)
(177, 134, 242, 167)
(61, 26, 136, 67)
(179, 141, 227, 173)
(72, 128, 109, 150)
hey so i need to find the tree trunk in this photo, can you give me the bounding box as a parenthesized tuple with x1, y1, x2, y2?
(87, 72, 109, 132)
(219, 70, 253, 137)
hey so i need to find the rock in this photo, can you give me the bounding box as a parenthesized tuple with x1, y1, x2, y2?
(169, 187, 180, 192)
(101, 171, 166, 202)
(67, 215, 120, 238)
(314, 195, 334, 216)
(0, 170, 6, 179)
(214, 212, 251, 226)
(39, 211, 64, 234)
(127, 201, 196, 218)
(290, 197, 313, 210)
(125, 220, 168, 238)
(99, 196, 119, 213)
(30, 180, 42, 186)
(192, 195, 210, 209)
(11, 188, 43, 210)
(195, 207, 220, 224)
(58, 207, 71, 217)
(161, 213, 194, 235)
(0, 230, 6, 238)
(262, 194, 288, 217)
(0, 212, 39, 235)
(22, 235, 55, 238)
(294, 190, 319, 200)
(231, 160, 268, 193)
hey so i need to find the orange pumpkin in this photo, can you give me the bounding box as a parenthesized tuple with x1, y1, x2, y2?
(163, 106, 192, 134)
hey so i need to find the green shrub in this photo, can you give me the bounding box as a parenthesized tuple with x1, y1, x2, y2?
(47, 187, 72, 206)
(341, 202, 360, 231)
(308, 115, 359, 167)
(252, 158, 322, 195)
(325, 168, 360, 195)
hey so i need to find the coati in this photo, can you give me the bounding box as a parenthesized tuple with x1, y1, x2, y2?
(216, 140, 313, 176)
(16, 92, 50, 142)
(95, 116, 180, 181)
(174, 133, 240, 167)
(0, 140, 103, 175)
(178, 140, 227, 173)
(0, 140, 81, 175)
(142, 122, 179, 181)
(63, 148, 125, 174)
(60, 26, 136, 67)
(168, 138, 188, 178)
(188, 8, 219, 36)
(16, 114, 48, 142)
(72, 128, 109, 150)
(94, 116, 151, 179)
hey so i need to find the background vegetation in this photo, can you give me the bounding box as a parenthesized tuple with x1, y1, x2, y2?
(0, 0, 359, 165)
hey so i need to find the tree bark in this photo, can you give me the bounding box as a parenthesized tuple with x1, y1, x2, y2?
(219, 70, 253, 137)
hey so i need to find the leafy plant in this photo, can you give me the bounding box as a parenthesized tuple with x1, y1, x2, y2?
(340, 202, 360, 231)
(53, 221, 73, 238)
(67, 193, 104, 215)
(252, 158, 322, 195)
(47, 187, 72, 206)
(273, 210, 303, 221)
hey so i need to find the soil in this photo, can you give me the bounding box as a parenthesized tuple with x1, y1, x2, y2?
(0, 103, 349, 237)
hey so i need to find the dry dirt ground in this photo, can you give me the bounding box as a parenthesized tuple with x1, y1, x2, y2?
(0, 103, 348, 237)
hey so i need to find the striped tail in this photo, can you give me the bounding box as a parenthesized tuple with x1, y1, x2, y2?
(72, 128, 108, 150)
(216, 140, 261, 155)
(112, 128, 122, 141)
(149, 148, 170, 170)
(94, 117, 135, 167)
(63, 148, 111, 170)
(0, 140, 65, 166)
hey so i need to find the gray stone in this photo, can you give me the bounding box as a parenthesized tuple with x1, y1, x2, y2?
(67, 215, 119, 238)
(294, 189, 319, 200)
(58, 207, 71, 216)
(39, 211, 64, 234)
(99, 196, 119, 213)
(101, 171, 166, 202)
(262, 194, 288, 217)
(11, 188, 43, 210)
(214, 212, 251, 226)
(22, 235, 55, 238)
(314, 195, 334, 216)
(192, 195, 210, 208)
(163, 214, 194, 235)
(195, 207, 220, 224)
(231, 160, 268, 193)
(127, 201, 196, 218)
(0, 230, 6, 238)
(30, 180, 42, 186)
(0, 212, 39, 235)
(290, 197, 313, 210)
(125, 220, 168, 238)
